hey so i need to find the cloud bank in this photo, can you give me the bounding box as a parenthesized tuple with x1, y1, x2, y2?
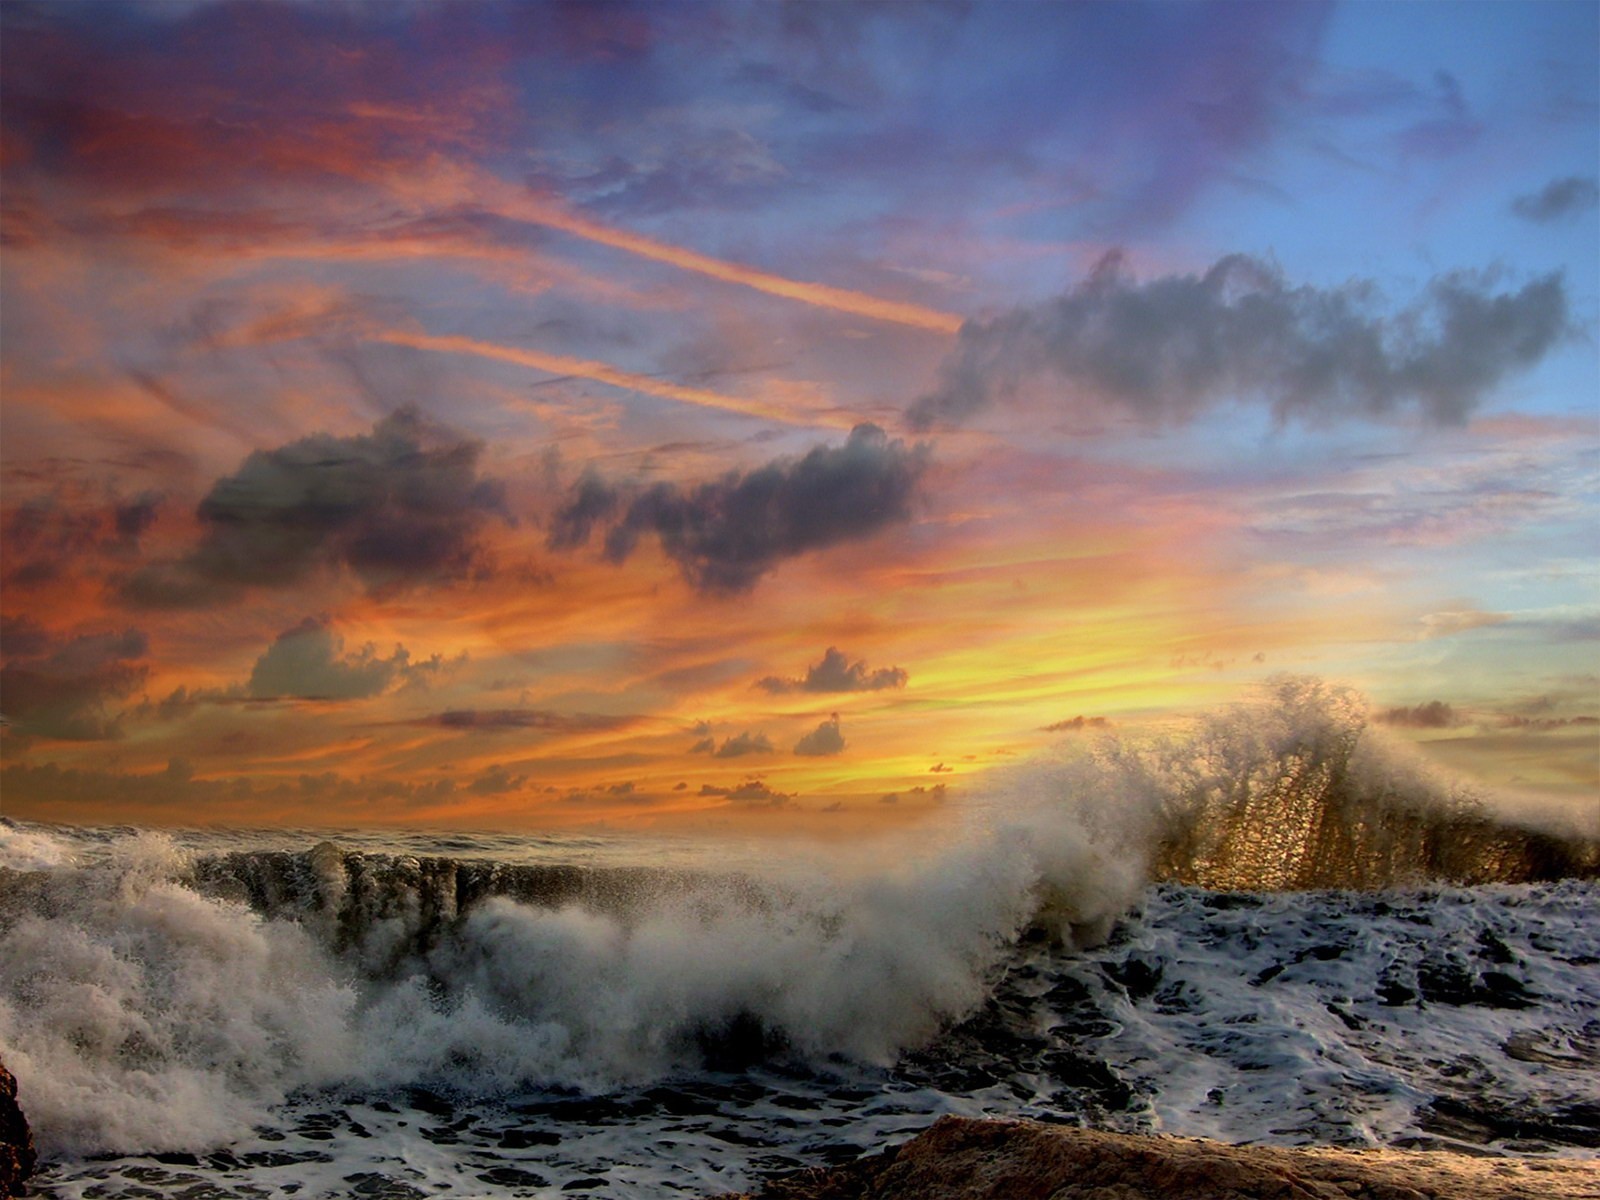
(908, 254, 1569, 430)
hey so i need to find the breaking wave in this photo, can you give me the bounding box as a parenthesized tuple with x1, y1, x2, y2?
(1, 677, 1594, 1157)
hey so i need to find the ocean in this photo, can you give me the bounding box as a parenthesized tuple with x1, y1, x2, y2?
(3, 686, 1597, 1198)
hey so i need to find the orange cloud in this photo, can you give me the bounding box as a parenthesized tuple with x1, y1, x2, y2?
(506, 195, 965, 334)
(397, 164, 965, 334)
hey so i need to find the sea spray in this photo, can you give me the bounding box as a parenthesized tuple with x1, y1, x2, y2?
(0, 833, 355, 1154)
(1, 677, 1595, 1167)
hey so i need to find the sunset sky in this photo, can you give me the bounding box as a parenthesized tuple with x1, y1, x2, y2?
(2, 0, 1596, 831)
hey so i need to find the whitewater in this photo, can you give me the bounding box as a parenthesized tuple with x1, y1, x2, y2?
(1, 679, 1596, 1198)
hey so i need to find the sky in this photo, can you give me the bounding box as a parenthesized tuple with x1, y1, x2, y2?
(1, 0, 1596, 833)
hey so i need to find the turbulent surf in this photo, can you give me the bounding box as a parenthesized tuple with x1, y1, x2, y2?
(2, 678, 1596, 1198)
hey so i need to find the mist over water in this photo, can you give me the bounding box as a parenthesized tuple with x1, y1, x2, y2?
(1, 677, 1596, 1187)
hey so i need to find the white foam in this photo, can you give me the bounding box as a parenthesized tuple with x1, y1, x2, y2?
(0, 832, 357, 1155)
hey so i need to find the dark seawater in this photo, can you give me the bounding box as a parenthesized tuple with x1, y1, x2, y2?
(3, 682, 1596, 1198)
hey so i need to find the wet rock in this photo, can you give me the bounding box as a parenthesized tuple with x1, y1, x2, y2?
(0, 1058, 37, 1199)
(1423, 1096, 1600, 1149)
(342, 1171, 427, 1199)
(475, 1166, 549, 1187)
(1102, 954, 1163, 1000)
(714, 1115, 1600, 1199)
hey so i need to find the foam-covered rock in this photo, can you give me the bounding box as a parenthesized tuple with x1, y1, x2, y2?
(721, 1115, 1600, 1200)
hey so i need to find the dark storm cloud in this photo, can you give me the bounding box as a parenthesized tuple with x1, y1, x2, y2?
(0, 626, 149, 740)
(1374, 700, 1462, 729)
(246, 617, 443, 701)
(124, 410, 507, 606)
(1511, 176, 1600, 224)
(793, 714, 845, 757)
(712, 729, 774, 758)
(549, 424, 927, 593)
(756, 647, 907, 694)
(546, 469, 622, 552)
(908, 255, 1570, 431)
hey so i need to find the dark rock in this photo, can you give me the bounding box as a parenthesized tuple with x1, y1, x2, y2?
(1101, 954, 1163, 1000)
(1376, 977, 1416, 1007)
(475, 1166, 549, 1187)
(1475, 929, 1517, 964)
(0, 1058, 37, 1199)
(342, 1171, 428, 1199)
(497, 1129, 560, 1149)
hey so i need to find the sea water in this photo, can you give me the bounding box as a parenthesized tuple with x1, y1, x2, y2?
(3, 681, 1596, 1198)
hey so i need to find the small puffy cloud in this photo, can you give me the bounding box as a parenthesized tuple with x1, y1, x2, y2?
(549, 424, 927, 593)
(125, 409, 507, 606)
(908, 254, 1569, 431)
(0, 625, 150, 740)
(698, 778, 790, 805)
(794, 714, 845, 757)
(1511, 176, 1599, 224)
(1041, 715, 1110, 733)
(247, 616, 441, 700)
(713, 729, 775, 758)
(757, 647, 907, 694)
(1375, 701, 1461, 729)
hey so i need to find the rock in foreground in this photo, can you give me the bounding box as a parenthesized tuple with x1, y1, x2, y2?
(0, 1059, 36, 1200)
(721, 1116, 1600, 1200)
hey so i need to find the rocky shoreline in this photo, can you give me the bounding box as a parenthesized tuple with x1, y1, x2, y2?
(717, 1116, 1600, 1200)
(0, 1059, 36, 1200)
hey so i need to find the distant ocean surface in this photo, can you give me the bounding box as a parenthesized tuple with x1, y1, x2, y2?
(3, 683, 1597, 1198)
